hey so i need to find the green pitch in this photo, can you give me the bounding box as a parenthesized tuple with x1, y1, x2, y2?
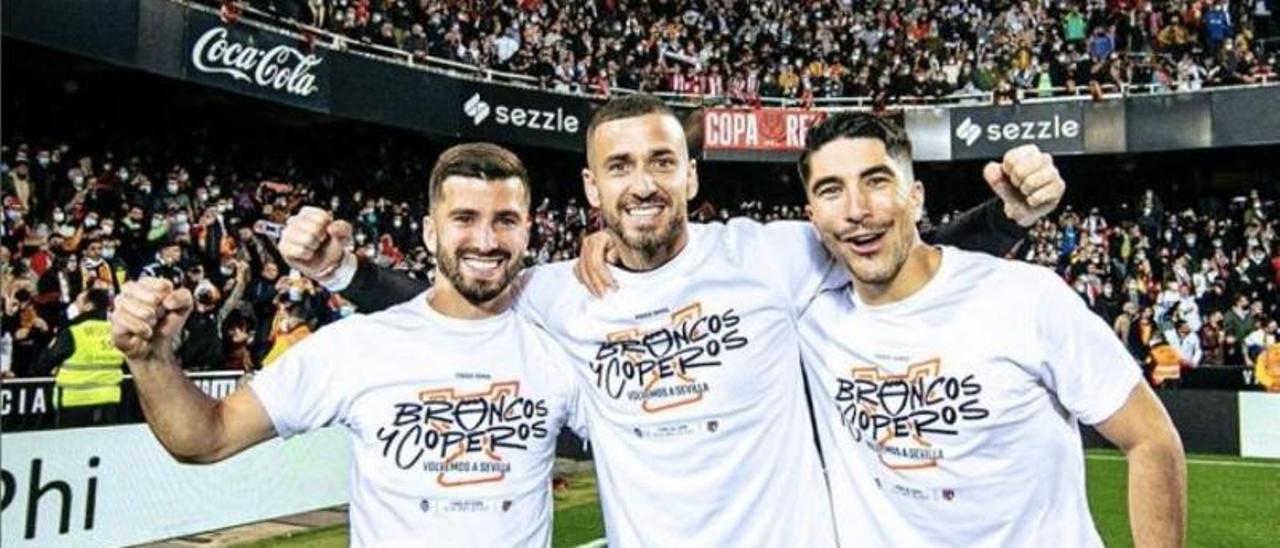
(244, 450, 1279, 547)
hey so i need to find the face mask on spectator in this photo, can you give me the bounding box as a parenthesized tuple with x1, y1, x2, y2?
(4, 209, 22, 222)
(102, 246, 116, 259)
(37, 154, 50, 167)
(52, 210, 66, 223)
(167, 182, 179, 194)
(196, 190, 208, 202)
(59, 225, 75, 237)
(175, 212, 189, 224)
(117, 168, 129, 181)
(355, 232, 367, 245)
(71, 174, 85, 188)
(209, 186, 221, 197)
(100, 222, 114, 235)
(84, 216, 98, 228)
(220, 264, 234, 276)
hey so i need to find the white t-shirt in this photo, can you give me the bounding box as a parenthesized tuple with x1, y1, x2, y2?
(250, 292, 584, 548)
(798, 246, 1141, 547)
(512, 219, 837, 548)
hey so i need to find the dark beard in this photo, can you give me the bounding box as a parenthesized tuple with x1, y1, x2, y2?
(602, 204, 687, 266)
(436, 246, 520, 305)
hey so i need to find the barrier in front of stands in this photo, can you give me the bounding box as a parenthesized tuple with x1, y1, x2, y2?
(0, 424, 349, 547)
(1, 372, 245, 432)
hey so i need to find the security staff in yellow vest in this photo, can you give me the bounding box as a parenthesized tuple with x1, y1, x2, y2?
(37, 288, 125, 427)
(1145, 333, 1184, 388)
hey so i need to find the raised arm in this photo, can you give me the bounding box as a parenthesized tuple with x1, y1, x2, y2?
(112, 279, 276, 463)
(278, 206, 426, 313)
(1094, 383, 1187, 548)
(927, 144, 1065, 257)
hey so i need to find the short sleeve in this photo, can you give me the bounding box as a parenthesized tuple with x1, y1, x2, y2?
(756, 220, 837, 313)
(1034, 272, 1142, 425)
(249, 332, 349, 439)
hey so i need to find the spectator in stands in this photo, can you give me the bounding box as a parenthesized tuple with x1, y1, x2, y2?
(2, 276, 49, 378)
(1201, 311, 1227, 365)
(1171, 320, 1204, 367)
(1147, 332, 1184, 387)
(1244, 318, 1279, 362)
(37, 288, 125, 427)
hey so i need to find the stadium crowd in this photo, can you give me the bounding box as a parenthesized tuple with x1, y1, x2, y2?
(233, 0, 1280, 102)
(1, 138, 1277, 381)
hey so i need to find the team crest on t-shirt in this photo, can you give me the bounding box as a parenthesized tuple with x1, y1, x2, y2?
(833, 358, 990, 470)
(589, 302, 749, 413)
(374, 380, 550, 487)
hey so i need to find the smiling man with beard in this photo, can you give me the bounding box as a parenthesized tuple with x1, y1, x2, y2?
(794, 113, 1186, 547)
(110, 143, 585, 547)
(281, 94, 1066, 547)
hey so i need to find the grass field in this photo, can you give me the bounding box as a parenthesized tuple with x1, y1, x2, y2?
(245, 450, 1279, 547)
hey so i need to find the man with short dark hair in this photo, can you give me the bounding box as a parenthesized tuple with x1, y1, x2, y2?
(111, 143, 585, 546)
(794, 112, 1185, 547)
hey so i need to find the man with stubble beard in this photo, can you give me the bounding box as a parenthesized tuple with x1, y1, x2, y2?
(110, 144, 585, 547)
(280, 95, 1063, 547)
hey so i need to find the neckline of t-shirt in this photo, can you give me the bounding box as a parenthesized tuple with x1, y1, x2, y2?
(412, 289, 514, 331)
(606, 223, 707, 284)
(847, 245, 957, 313)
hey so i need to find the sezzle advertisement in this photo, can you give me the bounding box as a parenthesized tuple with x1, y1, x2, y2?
(457, 83, 592, 151)
(949, 102, 1084, 159)
(183, 10, 330, 112)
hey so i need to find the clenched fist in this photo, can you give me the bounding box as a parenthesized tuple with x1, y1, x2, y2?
(279, 206, 354, 281)
(983, 144, 1066, 227)
(111, 279, 194, 361)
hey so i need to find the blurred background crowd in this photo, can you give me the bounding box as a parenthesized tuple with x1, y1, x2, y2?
(228, 0, 1280, 103)
(2, 132, 1275, 378)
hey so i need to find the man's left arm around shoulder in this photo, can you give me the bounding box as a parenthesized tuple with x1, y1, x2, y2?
(926, 144, 1065, 257)
(1095, 383, 1187, 548)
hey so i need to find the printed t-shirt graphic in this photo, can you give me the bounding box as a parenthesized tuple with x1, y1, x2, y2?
(511, 220, 837, 548)
(250, 292, 584, 547)
(798, 247, 1141, 547)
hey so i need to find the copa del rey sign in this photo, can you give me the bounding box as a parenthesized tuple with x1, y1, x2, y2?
(190, 27, 322, 97)
(702, 108, 827, 152)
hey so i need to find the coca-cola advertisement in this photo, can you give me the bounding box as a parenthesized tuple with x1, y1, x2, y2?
(183, 11, 330, 111)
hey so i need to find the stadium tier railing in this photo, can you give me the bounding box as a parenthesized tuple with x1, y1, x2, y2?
(197, 0, 1278, 112)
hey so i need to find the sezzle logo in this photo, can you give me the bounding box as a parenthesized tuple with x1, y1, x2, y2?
(191, 27, 321, 97)
(955, 118, 982, 146)
(955, 115, 1081, 147)
(463, 93, 581, 134)
(464, 93, 492, 125)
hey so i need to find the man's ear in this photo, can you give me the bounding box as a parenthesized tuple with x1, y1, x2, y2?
(422, 215, 436, 256)
(686, 159, 700, 200)
(583, 167, 602, 208)
(910, 180, 925, 223)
